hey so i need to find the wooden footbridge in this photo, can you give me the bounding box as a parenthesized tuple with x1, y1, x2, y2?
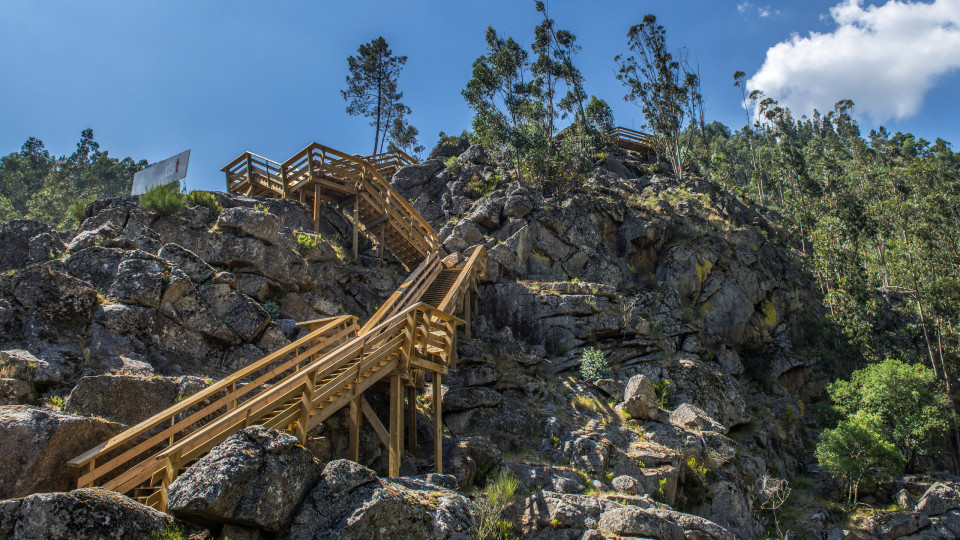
(69, 144, 486, 512)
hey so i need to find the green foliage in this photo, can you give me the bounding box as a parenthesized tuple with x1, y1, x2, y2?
(149, 525, 187, 540)
(578, 347, 610, 380)
(815, 410, 905, 503)
(296, 232, 322, 256)
(476, 470, 520, 540)
(615, 14, 705, 181)
(341, 36, 418, 155)
(828, 359, 952, 461)
(261, 300, 280, 320)
(67, 195, 95, 227)
(0, 131, 146, 228)
(444, 155, 461, 174)
(139, 182, 185, 216)
(48, 396, 65, 410)
(185, 190, 222, 219)
(652, 379, 671, 408)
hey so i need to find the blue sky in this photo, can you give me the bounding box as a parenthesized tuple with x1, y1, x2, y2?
(2, 0, 959, 193)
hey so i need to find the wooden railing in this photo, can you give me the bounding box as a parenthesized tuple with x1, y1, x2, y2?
(73, 138, 488, 512)
(612, 127, 653, 152)
(364, 149, 418, 176)
(68, 315, 358, 495)
(221, 152, 286, 196)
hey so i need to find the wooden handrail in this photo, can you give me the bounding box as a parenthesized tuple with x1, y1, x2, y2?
(438, 246, 487, 314)
(68, 315, 356, 473)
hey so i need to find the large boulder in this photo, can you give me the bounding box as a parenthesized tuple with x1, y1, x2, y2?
(598, 507, 685, 540)
(0, 406, 125, 498)
(668, 403, 727, 435)
(619, 374, 659, 420)
(865, 511, 930, 539)
(167, 426, 321, 532)
(917, 482, 960, 516)
(216, 207, 282, 245)
(0, 349, 64, 385)
(392, 160, 444, 192)
(65, 374, 206, 426)
(0, 220, 58, 272)
(287, 459, 474, 539)
(10, 265, 98, 343)
(443, 436, 504, 488)
(0, 488, 175, 540)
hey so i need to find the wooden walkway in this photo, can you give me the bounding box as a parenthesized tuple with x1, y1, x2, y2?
(69, 143, 486, 512)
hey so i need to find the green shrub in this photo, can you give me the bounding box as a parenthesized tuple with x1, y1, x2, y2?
(140, 182, 185, 216)
(579, 347, 610, 380)
(476, 470, 520, 540)
(296, 232, 321, 257)
(444, 155, 461, 175)
(186, 190, 222, 219)
(67, 196, 95, 227)
(261, 300, 280, 319)
(653, 379, 672, 408)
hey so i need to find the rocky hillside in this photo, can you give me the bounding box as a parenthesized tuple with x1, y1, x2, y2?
(1, 138, 959, 539)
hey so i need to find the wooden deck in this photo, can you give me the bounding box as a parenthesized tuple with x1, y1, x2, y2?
(69, 142, 487, 512)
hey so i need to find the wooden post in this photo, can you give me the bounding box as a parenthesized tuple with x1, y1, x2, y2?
(406, 386, 417, 452)
(353, 189, 360, 261)
(314, 184, 320, 234)
(349, 396, 361, 462)
(433, 373, 443, 474)
(389, 372, 403, 477)
(464, 290, 472, 340)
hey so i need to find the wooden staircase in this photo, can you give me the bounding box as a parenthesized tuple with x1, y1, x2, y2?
(70, 141, 487, 513)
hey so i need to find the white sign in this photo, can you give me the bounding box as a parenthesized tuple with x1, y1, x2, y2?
(131, 149, 191, 195)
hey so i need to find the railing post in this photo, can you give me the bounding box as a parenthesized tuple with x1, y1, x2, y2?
(159, 449, 182, 512)
(245, 154, 254, 196)
(349, 397, 361, 462)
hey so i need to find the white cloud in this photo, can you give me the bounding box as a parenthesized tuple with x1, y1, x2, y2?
(748, 0, 960, 121)
(738, 2, 753, 14)
(758, 6, 773, 17)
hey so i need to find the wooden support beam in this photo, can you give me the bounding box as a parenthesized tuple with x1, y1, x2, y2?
(349, 396, 361, 462)
(433, 374, 442, 474)
(389, 372, 403, 477)
(314, 184, 320, 234)
(406, 386, 417, 452)
(353, 190, 360, 262)
(464, 290, 472, 340)
(360, 394, 390, 449)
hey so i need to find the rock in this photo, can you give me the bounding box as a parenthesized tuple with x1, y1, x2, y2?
(0, 406, 126, 498)
(0, 487, 174, 539)
(442, 386, 503, 411)
(668, 403, 727, 434)
(447, 364, 500, 387)
(443, 436, 504, 488)
(287, 459, 474, 539)
(458, 144, 487, 165)
(503, 195, 532, 219)
(28, 231, 66, 263)
(593, 378, 623, 399)
(216, 207, 282, 245)
(66, 221, 119, 252)
(157, 243, 216, 284)
(620, 374, 659, 420)
(108, 252, 168, 308)
(917, 482, 959, 516)
(826, 528, 854, 540)
(866, 511, 930, 539)
(612, 475, 640, 495)
(392, 160, 444, 191)
(65, 374, 206, 426)
(895, 488, 914, 510)
(0, 349, 63, 385)
(470, 197, 503, 229)
(167, 426, 321, 532)
(428, 138, 469, 161)
(11, 265, 98, 343)
(650, 508, 736, 540)
(100, 355, 155, 376)
(0, 220, 58, 272)
(598, 507, 685, 540)
(0, 379, 32, 405)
